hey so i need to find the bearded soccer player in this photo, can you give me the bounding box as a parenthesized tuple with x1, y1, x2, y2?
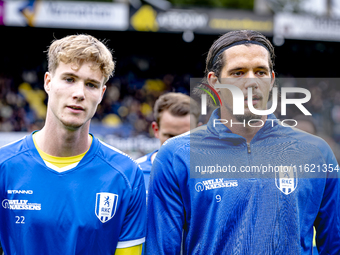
(0, 35, 146, 254)
(146, 30, 340, 254)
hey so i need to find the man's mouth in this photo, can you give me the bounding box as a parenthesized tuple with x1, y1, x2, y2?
(67, 105, 84, 111)
(244, 96, 261, 106)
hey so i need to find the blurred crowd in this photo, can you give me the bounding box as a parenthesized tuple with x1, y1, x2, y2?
(0, 67, 190, 135)
(0, 63, 192, 158)
(1, 64, 340, 161)
(275, 77, 340, 161)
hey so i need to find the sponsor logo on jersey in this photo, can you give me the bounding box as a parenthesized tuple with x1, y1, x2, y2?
(2, 199, 41, 210)
(275, 167, 298, 195)
(7, 190, 33, 194)
(95, 192, 118, 223)
(195, 178, 238, 192)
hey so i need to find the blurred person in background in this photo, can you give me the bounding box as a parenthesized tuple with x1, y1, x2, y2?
(0, 34, 145, 254)
(294, 115, 317, 135)
(136, 92, 200, 191)
(295, 114, 340, 163)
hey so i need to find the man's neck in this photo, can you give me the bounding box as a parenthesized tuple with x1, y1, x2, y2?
(35, 124, 91, 157)
(220, 108, 267, 143)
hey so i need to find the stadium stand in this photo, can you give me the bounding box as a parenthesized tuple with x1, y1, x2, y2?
(1, 26, 340, 161)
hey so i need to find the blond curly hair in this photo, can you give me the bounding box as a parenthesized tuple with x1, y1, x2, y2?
(47, 34, 115, 84)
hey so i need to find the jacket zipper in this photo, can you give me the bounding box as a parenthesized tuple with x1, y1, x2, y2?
(247, 143, 251, 154)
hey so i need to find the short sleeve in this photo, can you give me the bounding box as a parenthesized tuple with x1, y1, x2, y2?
(117, 168, 146, 248)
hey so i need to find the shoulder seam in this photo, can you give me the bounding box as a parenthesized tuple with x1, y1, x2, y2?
(0, 138, 29, 165)
(97, 141, 140, 191)
(99, 140, 140, 165)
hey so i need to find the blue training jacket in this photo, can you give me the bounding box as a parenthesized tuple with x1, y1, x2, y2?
(146, 109, 340, 255)
(136, 149, 158, 191)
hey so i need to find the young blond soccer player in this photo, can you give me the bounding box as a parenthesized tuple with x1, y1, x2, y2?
(0, 34, 145, 254)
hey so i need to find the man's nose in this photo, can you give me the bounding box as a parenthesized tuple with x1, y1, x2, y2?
(72, 82, 85, 101)
(244, 72, 258, 90)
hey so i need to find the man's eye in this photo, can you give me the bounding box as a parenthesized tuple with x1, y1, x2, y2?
(257, 71, 268, 76)
(87, 83, 97, 88)
(65, 78, 74, 83)
(232, 72, 243, 76)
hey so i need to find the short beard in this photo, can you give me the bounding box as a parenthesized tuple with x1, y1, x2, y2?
(234, 113, 263, 123)
(223, 104, 264, 125)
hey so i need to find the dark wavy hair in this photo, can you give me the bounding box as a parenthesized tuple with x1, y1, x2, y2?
(205, 30, 275, 80)
(195, 30, 276, 106)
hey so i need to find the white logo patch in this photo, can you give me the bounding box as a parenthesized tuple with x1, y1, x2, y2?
(2, 199, 41, 210)
(95, 192, 118, 223)
(195, 178, 238, 192)
(275, 167, 298, 195)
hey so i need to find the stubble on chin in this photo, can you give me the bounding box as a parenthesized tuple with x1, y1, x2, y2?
(224, 104, 263, 123)
(234, 113, 263, 123)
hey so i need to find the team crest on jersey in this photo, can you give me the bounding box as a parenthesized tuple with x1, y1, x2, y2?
(95, 192, 118, 223)
(275, 167, 298, 195)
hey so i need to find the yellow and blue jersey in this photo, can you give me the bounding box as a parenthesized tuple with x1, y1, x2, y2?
(0, 132, 146, 254)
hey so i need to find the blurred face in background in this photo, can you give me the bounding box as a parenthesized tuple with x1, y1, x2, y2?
(152, 110, 193, 145)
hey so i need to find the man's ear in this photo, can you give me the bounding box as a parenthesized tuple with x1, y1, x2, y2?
(44, 72, 52, 94)
(151, 121, 159, 139)
(207, 72, 220, 92)
(100, 85, 107, 103)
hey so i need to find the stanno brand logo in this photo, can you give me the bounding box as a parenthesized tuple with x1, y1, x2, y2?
(7, 190, 33, 195)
